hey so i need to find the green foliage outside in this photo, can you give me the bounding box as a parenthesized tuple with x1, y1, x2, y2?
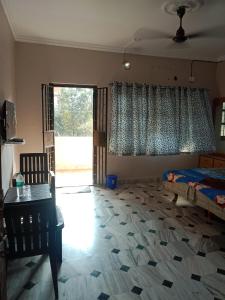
(54, 88, 93, 136)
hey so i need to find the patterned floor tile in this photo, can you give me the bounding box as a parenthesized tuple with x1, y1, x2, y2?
(7, 183, 225, 300)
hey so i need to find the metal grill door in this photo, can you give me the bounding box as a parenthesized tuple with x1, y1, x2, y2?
(42, 84, 55, 173)
(93, 87, 108, 185)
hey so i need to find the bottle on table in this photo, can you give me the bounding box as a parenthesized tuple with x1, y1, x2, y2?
(16, 173, 24, 198)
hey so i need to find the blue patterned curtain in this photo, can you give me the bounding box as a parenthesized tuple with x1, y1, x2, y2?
(109, 82, 216, 155)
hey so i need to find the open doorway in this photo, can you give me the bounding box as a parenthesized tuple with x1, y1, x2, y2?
(42, 84, 108, 186)
(53, 86, 94, 187)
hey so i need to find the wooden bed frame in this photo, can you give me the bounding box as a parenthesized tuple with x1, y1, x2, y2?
(163, 181, 225, 221)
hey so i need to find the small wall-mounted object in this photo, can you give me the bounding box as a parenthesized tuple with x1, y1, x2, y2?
(189, 76, 195, 82)
(0, 100, 24, 145)
(5, 138, 25, 145)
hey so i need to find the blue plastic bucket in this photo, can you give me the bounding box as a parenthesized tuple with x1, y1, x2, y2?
(106, 175, 118, 189)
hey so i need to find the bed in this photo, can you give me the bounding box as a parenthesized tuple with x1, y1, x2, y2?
(162, 168, 225, 221)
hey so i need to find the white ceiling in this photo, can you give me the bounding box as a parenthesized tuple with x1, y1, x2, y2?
(1, 0, 225, 61)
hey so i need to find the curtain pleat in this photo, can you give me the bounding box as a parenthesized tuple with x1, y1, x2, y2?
(109, 82, 216, 155)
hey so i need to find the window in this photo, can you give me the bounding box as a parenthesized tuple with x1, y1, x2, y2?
(109, 82, 216, 155)
(220, 102, 225, 140)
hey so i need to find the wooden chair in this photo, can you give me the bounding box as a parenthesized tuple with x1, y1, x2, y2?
(19, 152, 64, 262)
(4, 200, 59, 298)
(7, 153, 64, 297)
(20, 153, 49, 185)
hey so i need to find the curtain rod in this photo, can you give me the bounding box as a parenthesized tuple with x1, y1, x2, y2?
(109, 82, 209, 91)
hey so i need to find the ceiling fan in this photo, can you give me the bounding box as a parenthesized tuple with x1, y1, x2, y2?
(133, 5, 225, 45)
(173, 6, 191, 43)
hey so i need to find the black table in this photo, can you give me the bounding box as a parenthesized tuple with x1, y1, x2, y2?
(4, 184, 52, 207)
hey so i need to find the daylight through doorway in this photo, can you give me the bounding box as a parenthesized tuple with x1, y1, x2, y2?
(54, 86, 93, 187)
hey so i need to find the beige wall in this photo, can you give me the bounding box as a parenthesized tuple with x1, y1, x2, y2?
(216, 61, 225, 96)
(15, 42, 218, 180)
(0, 2, 15, 194)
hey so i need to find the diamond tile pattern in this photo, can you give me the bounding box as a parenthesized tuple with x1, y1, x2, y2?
(162, 280, 173, 288)
(191, 274, 201, 281)
(217, 268, 225, 275)
(120, 222, 127, 225)
(58, 276, 69, 283)
(90, 270, 101, 277)
(160, 241, 168, 246)
(7, 183, 225, 300)
(131, 286, 143, 295)
(202, 234, 210, 239)
(104, 234, 112, 240)
(120, 265, 130, 272)
(182, 238, 189, 243)
(23, 281, 36, 290)
(148, 260, 157, 267)
(136, 244, 144, 250)
(169, 226, 175, 230)
(25, 261, 36, 268)
(112, 248, 120, 254)
(173, 256, 183, 262)
(197, 251, 206, 257)
(98, 292, 110, 300)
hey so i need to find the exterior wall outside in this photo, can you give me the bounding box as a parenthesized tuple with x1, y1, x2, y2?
(55, 137, 92, 170)
(15, 42, 218, 180)
(0, 2, 16, 194)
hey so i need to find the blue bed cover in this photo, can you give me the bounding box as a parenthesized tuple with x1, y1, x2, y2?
(163, 168, 225, 201)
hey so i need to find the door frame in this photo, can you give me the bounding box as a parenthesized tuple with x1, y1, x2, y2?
(48, 83, 97, 184)
(42, 83, 108, 185)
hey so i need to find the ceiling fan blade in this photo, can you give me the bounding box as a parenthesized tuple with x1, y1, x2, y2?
(204, 0, 225, 7)
(188, 25, 225, 39)
(167, 41, 190, 49)
(133, 28, 172, 41)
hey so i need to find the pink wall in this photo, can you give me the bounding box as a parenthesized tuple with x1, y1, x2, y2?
(15, 42, 218, 180)
(0, 2, 16, 194)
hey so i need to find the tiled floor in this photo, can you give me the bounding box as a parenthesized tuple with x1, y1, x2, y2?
(7, 183, 225, 299)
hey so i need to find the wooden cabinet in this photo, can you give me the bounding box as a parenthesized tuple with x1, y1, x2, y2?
(199, 156, 214, 168)
(213, 159, 225, 168)
(199, 153, 225, 168)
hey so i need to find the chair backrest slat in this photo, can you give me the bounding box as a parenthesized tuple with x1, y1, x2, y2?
(35, 155, 39, 184)
(20, 153, 48, 185)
